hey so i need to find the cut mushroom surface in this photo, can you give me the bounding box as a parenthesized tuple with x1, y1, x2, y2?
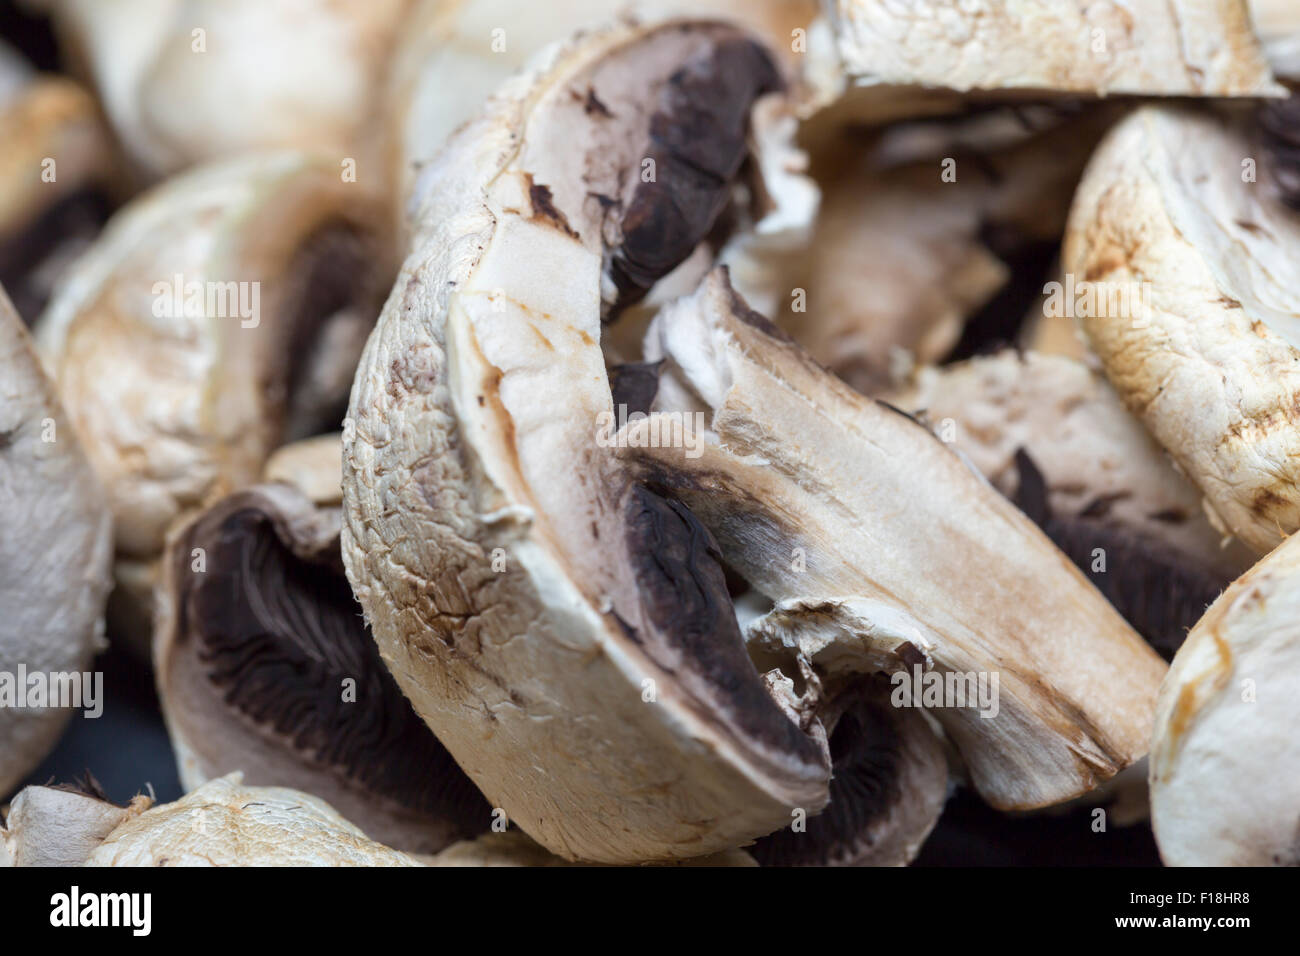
(36, 151, 392, 648)
(344, 20, 836, 864)
(2, 773, 424, 866)
(1150, 531, 1300, 866)
(1064, 106, 1300, 555)
(0, 287, 112, 799)
(628, 267, 1167, 810)
(155, 453, 490, 854)
(888, 350, 1252, 657)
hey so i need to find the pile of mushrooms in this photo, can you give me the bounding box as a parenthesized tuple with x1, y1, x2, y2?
(2, 1, 1299, 869)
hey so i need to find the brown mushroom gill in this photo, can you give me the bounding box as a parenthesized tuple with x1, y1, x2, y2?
(603, 32, 780, 316)
(172, 498, 489, 844)
(1259, 96, 1300, 208)
(273, 222, 381, 441)
(1011, 450, 1229, 660)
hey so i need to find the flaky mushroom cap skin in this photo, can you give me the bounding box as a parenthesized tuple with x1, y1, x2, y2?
(1150, 531, 1300, 866)
(1064, 106, 1300, 556)
(76, 774, 423, 866)
(344, 21, 832, 863)
(34, 151, 391, 647)
(631, 268, 1167, 810)
(39, 0, 412, 180)
(0, 288, 112, 799)
(825, 0, 1280, 106)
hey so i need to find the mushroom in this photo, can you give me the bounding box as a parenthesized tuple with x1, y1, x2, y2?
(34, 0, 413, 182)
(385, 0, 819, 232)
(887, 350, 1254, 657)
(627, 267, 1167, 812)
(154, 436, 490, 854)
(1, 773, 423, 866)
(1149, 531, 1300, 866)
(1063, 105, 1300, 555)
(35, 151, 392, 650)
(0, 73, 117, 323)
(344, 19, 835, 864)
(0, 286, 112, 799)
(774, 107, 1117, 393)
(806, 0, 1282, 129)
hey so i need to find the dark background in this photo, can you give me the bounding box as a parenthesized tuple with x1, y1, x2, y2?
(0, 0, 1159, 865)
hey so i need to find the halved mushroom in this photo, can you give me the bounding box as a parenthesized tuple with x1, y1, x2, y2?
(807, 0, 1281, 129)
(385, 0, 819, 231)
(344, 20, 835, 863)
(0, 73, 117, 323)
(887, 350, 1254, 657)
(36, 151, 392, 650)
(1, 773, 423, 866)
(35, 0, 413, 182)
(1063, 106, 1300, 555)
(154, 438, 489, 854)
(0, 286, 112, 799)
(627, 267, 1167, 811)
(1150, 531, 1300, 865)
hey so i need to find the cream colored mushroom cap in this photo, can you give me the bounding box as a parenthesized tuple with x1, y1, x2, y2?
(1150, 532, 1300, 866)
(1064, 106, 1300, 556)
(84, 774, 423, 866)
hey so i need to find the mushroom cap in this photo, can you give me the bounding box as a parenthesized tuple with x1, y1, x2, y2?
(1251, 0, 1300, 79)
(426, 829, 757, 866)
(1150, 531, 1300, 865)
(344, 20, 832, 863)
(813, 0, 1281, 125)
(0, 287, 112, 798)
(79, 774, 423, 866)
(42, 0, 412, 179)
(35, 150, 390, 647)
(1064, 106, 1300, 555)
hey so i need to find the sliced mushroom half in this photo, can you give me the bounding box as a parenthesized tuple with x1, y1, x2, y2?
(155, 440, 489, 854)
(36, 151, 392, 650)
(0, 286, 112, 798)
(1150, 531, 1300, 865)
(888, 350, 1254, 657)
(627, 267, 1167, 811)
(344, 20, 834, 863)
(1063, 106, 1300, 555)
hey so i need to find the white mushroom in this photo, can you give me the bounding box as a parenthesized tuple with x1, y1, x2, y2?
(36, 151, 392, 649)
(1150, 530, 1300, 866)
(1063, 106, 1300, 555)
(0, 286, 112, 798)
(629, 268, 1167, 811)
